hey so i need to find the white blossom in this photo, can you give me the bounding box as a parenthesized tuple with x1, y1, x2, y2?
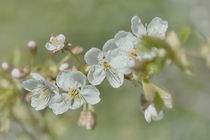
(84, 39, 124, 88)
(107, 16, 168, 73)
(49, 70, 101, 115)
(22, 73, 59, 110)
(107, 31, 138, 74)
(144, 104, 164, 123)
(45, 34, 66, 53)
(131, 16, 168, 40)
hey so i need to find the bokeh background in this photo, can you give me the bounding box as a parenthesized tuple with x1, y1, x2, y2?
(1, 0, 210, 139)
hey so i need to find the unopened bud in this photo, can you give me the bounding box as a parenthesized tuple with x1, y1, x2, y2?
(157, 48, 166, 57)
(85, 65, 91, 72)
(71, 66, 77, 72)
(25, 93, 32, 102)
(11, 68, 26, 79)
(27, 40, 37, 55)
(59, 63, 69, 71)
(71, 46, 83, 55)
(85, 112, 96, 131)
(78, 111, 87, 127)
(1, 62, 11, 71)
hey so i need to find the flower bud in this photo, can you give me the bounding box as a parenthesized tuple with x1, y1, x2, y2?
(1, 62, 11, 71)
(157, 48, 166, 57)
(85, 112, 96, 131)
(11, 68, 26, 79)
(78, 111, 87, 127)
(27, 40, 37, 55)
(71, 66, 77, 72)
(59, 63, 69, 71)
(25, 93, 32, 102)
(84, 65, 91, 72)
(71, 46, 83, 55)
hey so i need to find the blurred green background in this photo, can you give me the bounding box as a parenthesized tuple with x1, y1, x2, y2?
(1, 0, 210, 140)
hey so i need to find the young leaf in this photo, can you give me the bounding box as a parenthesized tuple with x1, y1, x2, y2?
(179, 26, 191, 44)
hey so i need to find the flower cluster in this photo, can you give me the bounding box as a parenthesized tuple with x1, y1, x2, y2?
(23, 71, 101, 115)
(22, 16, 173, 127)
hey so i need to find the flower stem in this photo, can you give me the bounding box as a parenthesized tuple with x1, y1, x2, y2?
(83, 103, 87, 111)
(30, 54, 35, 71)
(88, 104, 94, 112)
(68, 49, 86, 74)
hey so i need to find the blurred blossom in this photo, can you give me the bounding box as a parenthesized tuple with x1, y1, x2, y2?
(1, 62, 11, 71)
(11, 68, 26, 79)
(59, 63, 69, 71)
(71, 46, 84, 55)
(71, 66, 78, 72)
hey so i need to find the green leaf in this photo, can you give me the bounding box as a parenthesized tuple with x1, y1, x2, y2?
(142, 80, 156, 102)
(153, 84, 173, 109)
(154, 92, 164, 112)
(179, 26, 191, 44)
(142, 81, 173, 109)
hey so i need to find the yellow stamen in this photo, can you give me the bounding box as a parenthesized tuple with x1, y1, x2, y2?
(103, 61, 111, 71)
(69, 89, 80, 99)
(65, 98, 69, 102)
(128, 50, 137, 57)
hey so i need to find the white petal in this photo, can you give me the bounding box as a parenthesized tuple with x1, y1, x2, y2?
(49, 93, 71, 115)
(107, 49, 135, 74)
(45, 42, 56, 51)
(137, 51, 157, 61)
(87, 65, 106, 86)
(144, 104, 158, 123)
(56, 70, 72, 91)
(81, 85, 101, 105)
(57, 34, 66, 43)
(102, 39, 118, 53)
(69, 71, 87, 88)
(30, 73, 45, 82)
(147, 17, 168, 40)
(106, 69, 124, 88)
(152, 110, 164, 121)
(69, 96, 84, 110)
(22, 79, 39, 92)
(84, 48, 102, 65)
(47, 82, 59, 95)
(56, 70, 86, 90)
(31, 90, 51, 111)
(131, 16, 146, 39)
(114, 31, 138, 52)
